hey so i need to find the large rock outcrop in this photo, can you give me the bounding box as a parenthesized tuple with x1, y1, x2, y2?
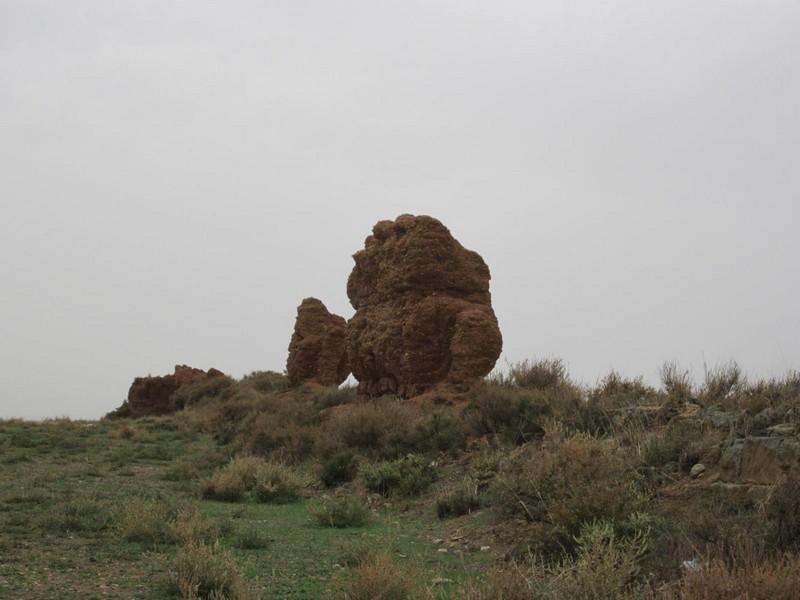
(347, 214, 502, 397)
(286, 297, 349, 387)
(108, 365, 231, 418)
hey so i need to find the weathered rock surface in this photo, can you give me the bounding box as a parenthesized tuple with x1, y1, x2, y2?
(286, 297, 349, 387)
(719, 436, 800, 485)
(346, 214, 502, 398)
(108, 365, 231, 418)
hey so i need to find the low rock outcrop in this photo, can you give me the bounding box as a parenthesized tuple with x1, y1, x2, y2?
(108, 365, 231, 418)
(346, 214, 502, 398)
(286, 297, 349, 387)
(719, 436, 800, 485)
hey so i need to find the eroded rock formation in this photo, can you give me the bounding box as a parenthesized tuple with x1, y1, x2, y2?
(347, 214, 502, 397)
(108, 365, 231, 418)
(286, 297, 349, 387)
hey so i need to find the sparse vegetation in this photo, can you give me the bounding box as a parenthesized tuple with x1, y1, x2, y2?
(309, 495, 370, 528)
(200, 456, 306, 504)
(360, 454, 437, 497)
(2, 362, 800, 597)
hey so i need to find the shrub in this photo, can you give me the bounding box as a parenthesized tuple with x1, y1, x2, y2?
(170, 375, 236, 411)
(115, 495, 180, 544)
(252, 461, 305, 503)
(766, 465, 800, 552)
(310, 385, 357, 410)
(360, 454, 437, 497)
(583, 371, 660, 437)
(654, 553, 800, 600)
(641, 418, 708, 474)
(441, 568, 531, 600)
(162, 456, 206, 482)
(309, 496, 370, 528)
(701, 361, 744, 405)
(234, 527, 270, 550)
(39, 496, 111, 533)
(659, 360, 693, 402)
(320, 449, 359, 488)
(417, 411, 467, 454)
(436, 480, 482, 519)
(493, 432, 646, 558)
(326, 400, 424, 459)
(239, 370, 287, 393)
(746, 371, 800, 412)
(200, 465, 249, 502)
(173, 540, 251, 599)
(335, 539, 375, 568)
(200, 456, 306, 504)
(231, 397, 322, 462)
(336, 552, 421, 600)
(510, 357, 569, 390)
(463, 382, 551, 444)
(530, 519, 648, 599)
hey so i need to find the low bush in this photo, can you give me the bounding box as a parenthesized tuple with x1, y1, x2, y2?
(320, 449, 359, 488)
(701, 361, 744, 406)
(654, 553, 800, 600)
(200, 456, 306, 504)
(173, 540, 251, 599)
(436, 480, 482, 519)
(336, 552, 421, 600)
(234, 527, 270, 550)
(766, 465, 800, 552)
(252, 461, 306, 503)
(510, 357, 569, 390)
(310, 385, 357, 410)
(416, 411, 467, 454)
(583, 371, 660, 437)
(200, 468, 247, 502)
(170, 375, 236, 411)
(441, 568, 531, 600)
(239, 370, 287, 394)
(115, 495, 181, 544)
(231, 396, 324, 462)
(463, 382, 551, 444)
(659, 361, 694, 400)
(326, 400, 425, 459)
(335, 539, 375, 568)
(38, 496, 111, 533)
(309, 496, 370, 528)
(641, 418, 711, 474)
(360, 454, 437, 497)
(530, 519, 649, 599)
(492, 431, 646, 559)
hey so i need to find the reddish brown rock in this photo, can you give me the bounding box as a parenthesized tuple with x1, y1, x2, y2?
(286, 297, 349, 387)
(347, 214, 502, 397)
(107, 365, 232, 418)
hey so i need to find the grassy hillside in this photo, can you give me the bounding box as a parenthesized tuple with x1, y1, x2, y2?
(1, 360, 799, 599)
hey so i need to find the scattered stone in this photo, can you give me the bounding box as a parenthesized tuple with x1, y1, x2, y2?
(690, 463, 706, 478)
(286, 297, 349, 387)
(346, 214, 503, 398)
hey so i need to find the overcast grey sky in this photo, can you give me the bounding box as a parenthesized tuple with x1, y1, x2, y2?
(1, 1, 798, 420)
